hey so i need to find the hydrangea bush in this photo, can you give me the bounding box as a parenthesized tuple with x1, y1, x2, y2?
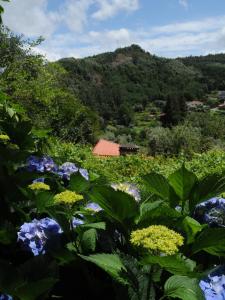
(2, 100, 225, 299)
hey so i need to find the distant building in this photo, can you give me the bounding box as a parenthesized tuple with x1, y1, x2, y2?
(218, 102, 225, 110)
(120, 144, 139, 155)
(218, 91, 225, 101)
(93, 139, 139, 156)
(186, 100, 204, 110)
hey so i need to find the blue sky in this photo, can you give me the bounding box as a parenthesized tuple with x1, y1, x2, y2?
(2, 0, 225, 60)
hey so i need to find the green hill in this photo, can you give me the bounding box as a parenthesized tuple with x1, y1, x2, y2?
(58, 45, 205, 126)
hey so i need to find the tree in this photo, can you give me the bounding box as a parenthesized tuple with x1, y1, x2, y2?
(0, 0, 9, 24)
(163, 94, 187, 126)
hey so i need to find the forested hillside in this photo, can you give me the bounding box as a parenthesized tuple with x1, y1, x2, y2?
(58, 45, 205, 126)
(181, 53, 225, 91)
(2, 25, 225, 150)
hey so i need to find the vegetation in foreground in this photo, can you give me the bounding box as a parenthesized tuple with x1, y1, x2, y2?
(1, 89, 225, 300)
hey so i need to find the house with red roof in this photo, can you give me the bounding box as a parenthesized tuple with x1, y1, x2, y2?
(92, 139, 139, 156)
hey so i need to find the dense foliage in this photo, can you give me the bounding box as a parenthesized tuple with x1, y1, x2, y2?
(0, 26, 100, 143)
(2, 95, 225, 300)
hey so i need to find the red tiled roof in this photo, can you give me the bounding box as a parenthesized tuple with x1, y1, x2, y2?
(93, 139, 120, 156)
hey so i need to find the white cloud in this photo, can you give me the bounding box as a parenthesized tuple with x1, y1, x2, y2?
(62, 0, 93, 33)
(2, 0, 60, 37)
(36, 14, 225, 60)
(92, 0, 139, 20)
(2, 0, 225, 60)
(179, 0, 188, 9)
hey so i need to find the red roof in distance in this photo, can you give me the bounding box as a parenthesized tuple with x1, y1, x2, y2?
(93, 139, 120, 156)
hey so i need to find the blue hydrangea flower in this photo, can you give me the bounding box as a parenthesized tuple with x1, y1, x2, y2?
(79, 168, 89, 181)
(85, 202, 103, 212)
(57, 162, 79, 180)
(194, 198, 225, 227)
(72, 217, 84, 227)
(0, 295, 13, 300)
(27, 156, 57, 173)
(17, 217, 62, 256)
(200, 265, 225, 299)
(111, 182, 141, 202)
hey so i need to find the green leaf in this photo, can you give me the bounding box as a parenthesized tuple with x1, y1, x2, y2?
(69, 173, 90, 193)
(88, 186, 138, 223)
(81, 228, 97, 252)
(141, 254, 196, 276)
(137, 200, 181, 226)
(193, 227, 225, 256)
(35, 191, 55, 213)
(0, 260, 23, 294)
(80, 222, 106, 230)
(164, 275, 204, 300)
(190, 173, 225, 211)
(168, 165, 197, 201)
(143, 173, 170, 200)
(16, 278, 57, 300)
(136, 200, 164, 223)
(181, 216, 205, 244)
(79, 253, 127, 285)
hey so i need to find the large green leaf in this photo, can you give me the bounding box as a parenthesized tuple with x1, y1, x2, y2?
(164, 275, 204, 300)
(143, 173, 170, 200)
(16, 278, 57, 300)
(35, 191, 55, 213)
(136, 200, 164, 223)
(79, 253, 127, 285)
(80, 222, 106, 230)
(69, 173, 90, 193)
(81, 228, 97, 252)
(168, 165, 197, 201)
(137, 200, 181, 226)
(193, 227, 225, 256)
(181, 216, 205, 244)
(142, 254, 196, 276)
(190, 172, 225, 211)
(88, 186, 138, 223)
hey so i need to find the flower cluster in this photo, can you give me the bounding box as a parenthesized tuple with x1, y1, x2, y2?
(130, 225, 184, 255)
(57, 162, 78, 180)
(200, 265, 225, 299)
(111, 182, 141, 202)
(17, 217, 62, 256)
(26, 157, 89, 181)
(0, 295, 13, 300)
(0, 134, 10, 143)
(27, 156, 57, 173)
(54, 190, 83, 205)
(28, 182, 50, 191)
(194, 198, 225, 227)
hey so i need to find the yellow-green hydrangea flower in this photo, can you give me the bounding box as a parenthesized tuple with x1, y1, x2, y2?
(54, 190, 83, 205)
(0, 134, 10, 143)
(28, 182, 50, 191)
(130, 225, 184, 255)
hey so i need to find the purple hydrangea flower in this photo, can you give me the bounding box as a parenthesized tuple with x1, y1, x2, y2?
(0, 295, 13, 300)
(79, 168, 89, 181)
(194, 198, 225, 227)
(57, 162, 79, 180)
(86, 202, 103, 212)
(17, 217, 62, 256)
(200, 265, 225, 299)
(111, 183, 141, 202)
(27, 156, 57, 173)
